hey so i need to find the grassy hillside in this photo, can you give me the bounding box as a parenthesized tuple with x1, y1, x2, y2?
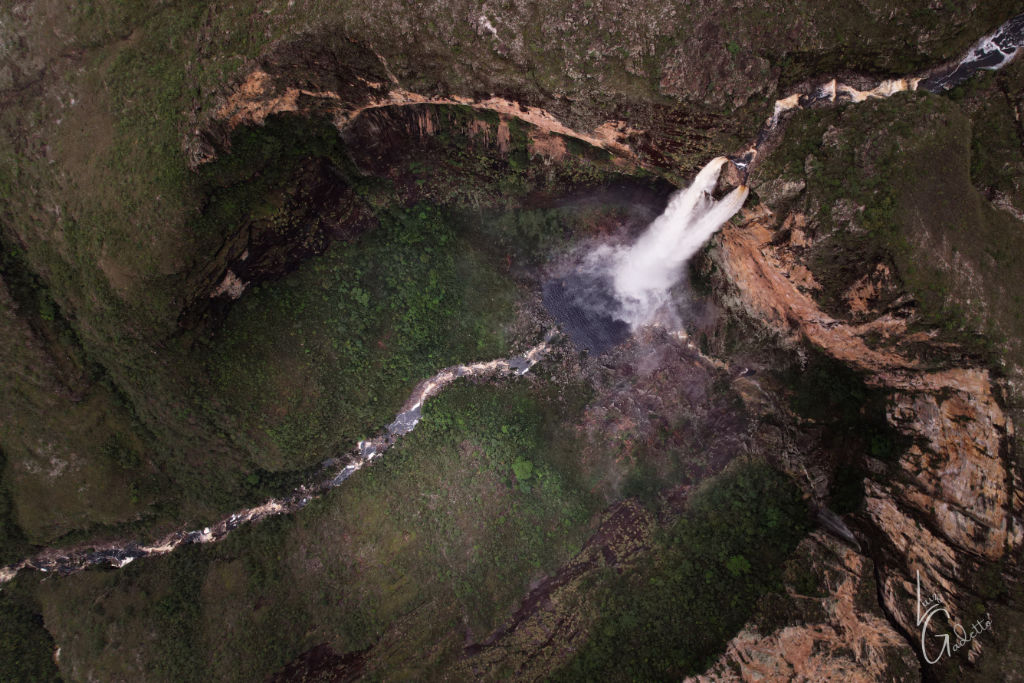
(1, 2, 1023, 680)
(33, 380, 598, 681)
(757, 85, 1024, 371)
(556, 461, 809, 679)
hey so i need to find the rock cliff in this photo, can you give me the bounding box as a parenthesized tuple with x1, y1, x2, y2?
(699, 190, 1021, 676)
(694, 532, 920, 682)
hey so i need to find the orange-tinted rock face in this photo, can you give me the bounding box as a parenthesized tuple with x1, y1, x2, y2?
(705, 205, 1020, 673)
(201, 54, 1023, 678)
(214, 69, 345, 129)
(208, 68, 641, 164)
(693, 533, 920, 683)
(715, 207, 915, 373)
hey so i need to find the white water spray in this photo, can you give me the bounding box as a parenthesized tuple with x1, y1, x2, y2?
(604, 156, 748, 328)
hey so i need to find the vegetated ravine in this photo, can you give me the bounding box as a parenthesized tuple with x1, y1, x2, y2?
(2, 11, 1023, 586)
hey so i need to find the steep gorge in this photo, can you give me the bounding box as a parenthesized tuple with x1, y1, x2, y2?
(3, 4, 1024, 681)
(700, 201, 1020, 679)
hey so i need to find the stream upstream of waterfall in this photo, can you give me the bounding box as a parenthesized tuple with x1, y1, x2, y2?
(729, 11, 1024, 174)
(3, 11, 1024, 586)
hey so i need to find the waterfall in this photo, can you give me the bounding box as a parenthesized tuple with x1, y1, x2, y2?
(610, 157, 748, 328)
(14, 12, 1024, 586)
(543, 157, 747, 353)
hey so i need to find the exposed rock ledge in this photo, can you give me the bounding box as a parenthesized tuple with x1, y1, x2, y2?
(195, 68, 642, 167)
(700, 204, 1021, 675)
(692, 532, 919, 682)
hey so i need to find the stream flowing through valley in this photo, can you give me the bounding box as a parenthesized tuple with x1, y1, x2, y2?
(3, 11, 1024, 586)
(0, 333, 554, 584)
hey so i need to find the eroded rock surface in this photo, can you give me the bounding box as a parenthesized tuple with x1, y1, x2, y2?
(210, 68, 642, 162)
(705, 201, 1021, 674)
(694, 532, 920, 683)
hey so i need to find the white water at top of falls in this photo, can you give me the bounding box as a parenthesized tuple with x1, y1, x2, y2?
(20, 12, 1024, 585)
(606, 156, 748, 328)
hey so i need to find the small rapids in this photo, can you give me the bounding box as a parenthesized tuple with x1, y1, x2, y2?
(6, 11, 1024, 587)
(731, 12, 1024, 174)
(0, 332, 555, 584)
(546, 12, 1024, 355)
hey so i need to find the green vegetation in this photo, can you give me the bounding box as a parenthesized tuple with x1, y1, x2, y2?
(4, 2, 1022, 679)
(35, 379, 599, 681)
(482, 207, 572, 265)
(331, 381, 596, 637)
(190, 114, 365, 262)
(198, 202, 517, 470)
(391, 103, 624, 211)
(785, 347, 907, 512)
(762, 91, 1024, 366)
(0, 237, 170, 543)
(959, 70, 1024, 206)
(0, 49, 640, 551)
(478, 204, 618, 266)
(0, 450, 28, 566)
(0, 0, 1012, 544)
(561, 134, 613, 163)
(762, 3, 1017, 89)
(556, 460, 810, 679)
(4, 99, 598, 541)
(0, 578, 60, 682)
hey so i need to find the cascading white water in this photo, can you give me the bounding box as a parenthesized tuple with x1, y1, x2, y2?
(0, 334, 556, 583)
(19, 12, 1024, 586)
(590, 156, 748, 330)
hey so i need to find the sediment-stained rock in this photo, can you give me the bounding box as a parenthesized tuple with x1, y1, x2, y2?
(707, 204, 1021, 672)
(207, 68, 642, 165)
(693, 532, 920, 683)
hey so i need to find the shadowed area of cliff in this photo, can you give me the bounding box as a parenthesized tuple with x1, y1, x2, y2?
(1, 2, 1024, 682)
